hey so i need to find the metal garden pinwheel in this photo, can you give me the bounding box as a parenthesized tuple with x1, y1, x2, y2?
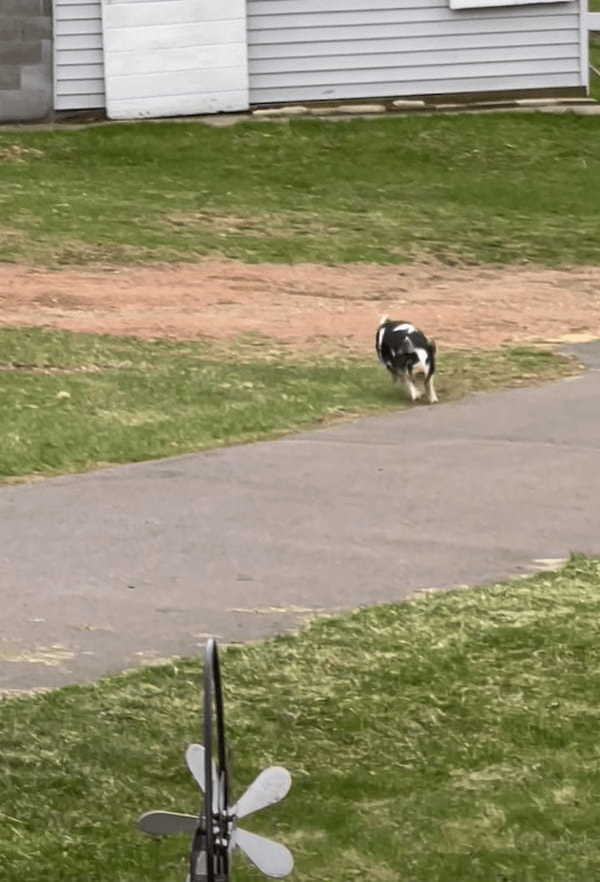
(137, 639, 294, 881)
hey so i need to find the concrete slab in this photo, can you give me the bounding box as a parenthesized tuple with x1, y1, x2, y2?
(1, 343, 599, 693)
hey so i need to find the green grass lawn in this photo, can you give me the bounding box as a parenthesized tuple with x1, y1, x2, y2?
(0, 327, 578, 480)
(2, 555, 600, 882)
(1, 113, 600, 267)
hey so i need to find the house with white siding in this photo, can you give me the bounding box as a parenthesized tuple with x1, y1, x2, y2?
(4, 1, 597, 123)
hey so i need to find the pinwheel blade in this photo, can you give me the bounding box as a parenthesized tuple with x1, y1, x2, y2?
(233, 828, 294, 878)
(233, 767, 292, 820)
(185, 743, 211, 790)
(185, 743, 225, 814)
(137, 811, 198, 837)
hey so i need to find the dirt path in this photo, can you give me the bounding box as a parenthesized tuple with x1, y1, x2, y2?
(2, 261, 600, 353)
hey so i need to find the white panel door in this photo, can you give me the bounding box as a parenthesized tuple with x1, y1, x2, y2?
(101, 0, 249, 119)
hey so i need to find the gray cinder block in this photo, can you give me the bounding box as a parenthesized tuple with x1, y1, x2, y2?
(0, 66, 21, 90)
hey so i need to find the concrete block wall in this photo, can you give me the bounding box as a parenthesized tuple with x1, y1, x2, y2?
(0, 0, 53, 123)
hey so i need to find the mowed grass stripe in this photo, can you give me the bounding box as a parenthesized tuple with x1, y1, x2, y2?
(0, 327, 578, 480)
(1, 113, 600, 266)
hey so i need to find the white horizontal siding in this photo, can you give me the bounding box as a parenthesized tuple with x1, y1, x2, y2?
(250, 29, 578, 58)
(247, 0, 582, 104)
(248, 15, 580, 43)
(451, 0, 564, 7)
(249, 7, 575, 27)
(55, 1, 102, 19)
(251, 45, 579, 75)
(53, 0, 105, 110)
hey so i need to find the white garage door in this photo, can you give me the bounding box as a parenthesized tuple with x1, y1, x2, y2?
(53, 0, 105, 110)
(101, 0, 249, 119)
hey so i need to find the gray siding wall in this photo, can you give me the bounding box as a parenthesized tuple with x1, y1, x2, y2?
(54, 0, 104, 110)
(0, 0, 53, 122)
(247, 0, 583, 104)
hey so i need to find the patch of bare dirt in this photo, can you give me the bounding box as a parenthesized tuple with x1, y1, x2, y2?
(1, 261, 600, 354)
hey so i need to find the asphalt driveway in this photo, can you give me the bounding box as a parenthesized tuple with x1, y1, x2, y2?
(1, 342, 599, 694)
